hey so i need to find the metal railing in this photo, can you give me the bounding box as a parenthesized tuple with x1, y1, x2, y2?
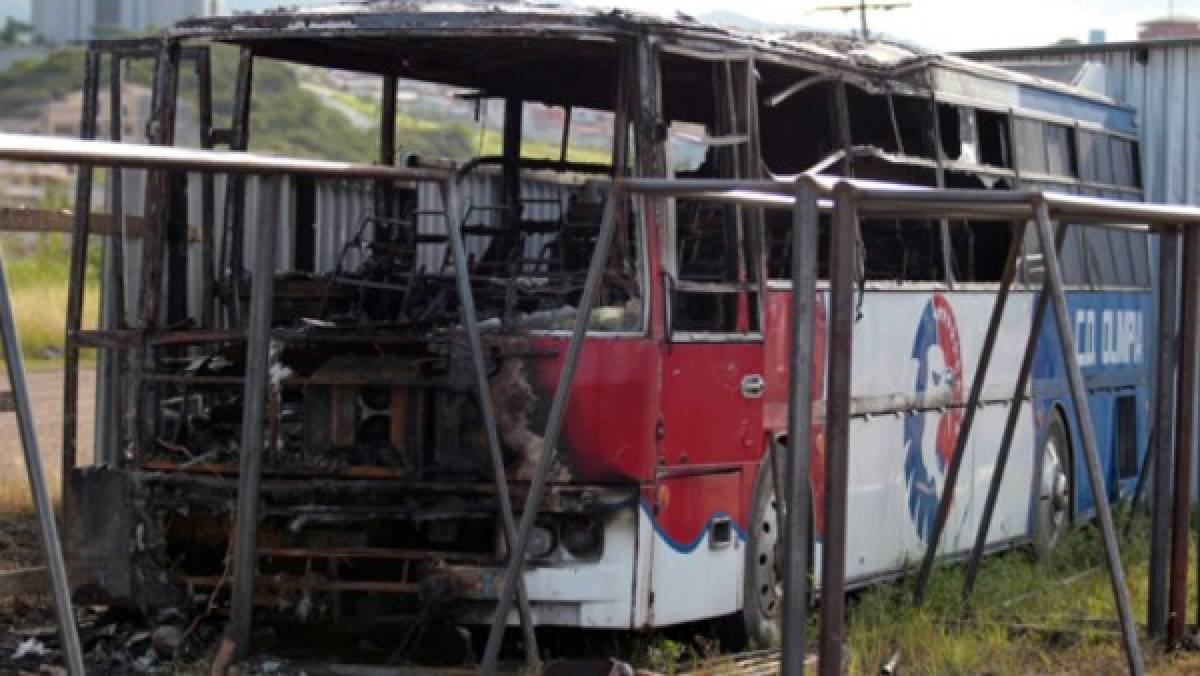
(5, 129, 1200, 675)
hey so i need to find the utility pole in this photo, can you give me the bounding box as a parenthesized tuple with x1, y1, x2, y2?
(814, 0, 912, 40)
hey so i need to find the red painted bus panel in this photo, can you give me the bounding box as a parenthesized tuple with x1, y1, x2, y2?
(529, 336, 661, 482)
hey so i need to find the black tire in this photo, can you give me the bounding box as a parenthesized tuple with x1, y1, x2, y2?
(719, 441, 797, 650)
(1033, 413, 1072, 559)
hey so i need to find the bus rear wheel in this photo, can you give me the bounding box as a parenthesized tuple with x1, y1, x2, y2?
(1034, 414, 1071, 558)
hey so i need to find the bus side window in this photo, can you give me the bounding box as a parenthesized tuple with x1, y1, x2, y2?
(1078, 130, 1116, 185)
(1013, 118, 1075, 177)
(1019, 213, 1089, 287)
(976, 110, 1013, 168)
(757, 64, 839, 281)
(1111, 137, 1139, 188)
(948, 220, 1016, 282)
(663, 55, 763, 335)
(859, 219, 945, 282)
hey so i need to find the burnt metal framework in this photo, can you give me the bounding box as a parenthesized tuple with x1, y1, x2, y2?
(65, 38, 217, 479)
(0, 131, 543, 665)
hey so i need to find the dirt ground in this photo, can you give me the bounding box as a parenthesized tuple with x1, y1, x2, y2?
(0, 365, 94, 511)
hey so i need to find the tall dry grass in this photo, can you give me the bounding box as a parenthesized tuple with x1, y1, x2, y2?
(0, 234, 100, 513)
(3, 233, 100, 360)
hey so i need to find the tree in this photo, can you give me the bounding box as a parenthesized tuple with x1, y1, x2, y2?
(1, 18, 33, 45)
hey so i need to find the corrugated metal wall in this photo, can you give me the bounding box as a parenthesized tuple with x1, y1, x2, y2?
(102, 167, 576, 328)
(971, 41, 1200, 206)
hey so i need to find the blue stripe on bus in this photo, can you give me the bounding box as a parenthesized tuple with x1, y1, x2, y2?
(641, 501, 749, 553)
(1017, 85, 1138, 135)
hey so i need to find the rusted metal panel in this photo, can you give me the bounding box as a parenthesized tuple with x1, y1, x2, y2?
(63, 467, 134, 601)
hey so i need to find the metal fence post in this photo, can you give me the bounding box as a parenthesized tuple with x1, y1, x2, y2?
(439, 178, 540, 668)
(229, 175, 280, 656)
(781, 178, 819, 676)
(1149, 226, 1179, 638)
(1033, 199, 1144, 674)
(0, 259, 86, 674)
(818, 182, 858, 676)
(1173, 224, 1200, 644)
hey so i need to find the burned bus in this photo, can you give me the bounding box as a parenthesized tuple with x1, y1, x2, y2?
(59, 3, 1147, 654)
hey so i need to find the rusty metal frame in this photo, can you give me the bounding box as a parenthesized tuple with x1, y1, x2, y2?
(1171, 225, 1199, 645)
(70, 40, 216, 474)
(61, 48, 100, 487)
(220, 47, 255, 328)
(1144, 226, 1178, 638)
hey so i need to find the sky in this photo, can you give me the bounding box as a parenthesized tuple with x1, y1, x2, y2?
(0, 0, 1195, 52)
(581, 0, 1197, 51)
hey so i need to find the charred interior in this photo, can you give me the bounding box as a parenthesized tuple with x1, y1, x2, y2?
(55, 3, 1145, 659)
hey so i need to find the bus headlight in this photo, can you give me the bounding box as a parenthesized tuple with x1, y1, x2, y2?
(525, 522, 558, 560)
(560, 515, 604, 560)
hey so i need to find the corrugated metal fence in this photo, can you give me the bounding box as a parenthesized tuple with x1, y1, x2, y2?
(103, 167, 577, 327)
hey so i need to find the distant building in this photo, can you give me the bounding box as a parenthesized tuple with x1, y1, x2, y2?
(32, 0, 221, 44)
(1138, 15, 1200, 40)
(0, 162, 70, 208)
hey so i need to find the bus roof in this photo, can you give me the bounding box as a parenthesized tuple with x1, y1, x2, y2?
(165, 2, 1137, 134)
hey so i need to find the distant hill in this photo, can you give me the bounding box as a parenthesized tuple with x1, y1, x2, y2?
(0, 46, 377, 162)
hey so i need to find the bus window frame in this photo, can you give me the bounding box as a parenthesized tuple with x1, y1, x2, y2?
(484, 45, 652, 340)
(662, 53, 767, 343)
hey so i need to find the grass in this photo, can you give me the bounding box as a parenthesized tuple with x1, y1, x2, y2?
(628, 509, 1200, 674)
(1, 234, 100, 361)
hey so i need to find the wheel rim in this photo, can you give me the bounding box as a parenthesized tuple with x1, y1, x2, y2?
(752, 491, 783, 622)
(1039, 435, 1069, 548)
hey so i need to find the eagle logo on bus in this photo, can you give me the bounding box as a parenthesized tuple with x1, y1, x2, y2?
(903, 293, 964, 542)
